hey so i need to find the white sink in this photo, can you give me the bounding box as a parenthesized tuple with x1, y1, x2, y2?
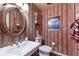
(0, 41, 40, 56)
(6, 47, 22, 55)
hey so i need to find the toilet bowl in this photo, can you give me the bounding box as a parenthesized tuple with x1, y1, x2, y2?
(39, 45, 52, 56)
(35, 36, 52, 56)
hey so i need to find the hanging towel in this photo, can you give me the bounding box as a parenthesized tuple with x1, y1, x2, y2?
(70, 19, 79, 40)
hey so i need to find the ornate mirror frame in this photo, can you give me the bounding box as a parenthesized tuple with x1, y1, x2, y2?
(0, 4, 26, 37)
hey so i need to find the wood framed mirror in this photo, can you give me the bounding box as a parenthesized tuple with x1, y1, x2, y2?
(0, 4, 26, 37)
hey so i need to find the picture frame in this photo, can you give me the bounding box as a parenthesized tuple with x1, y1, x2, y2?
(48, 16, 61, 30)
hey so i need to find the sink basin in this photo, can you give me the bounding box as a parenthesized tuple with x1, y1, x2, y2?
(6, 47, 22, 55)
(6, 42, 30, 55)
(4, 41, 40, 56)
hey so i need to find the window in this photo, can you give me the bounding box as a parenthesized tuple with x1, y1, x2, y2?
(16, 3, 29, 11)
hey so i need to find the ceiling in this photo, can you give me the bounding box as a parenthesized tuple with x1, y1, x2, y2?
(33, 3, 53, 10)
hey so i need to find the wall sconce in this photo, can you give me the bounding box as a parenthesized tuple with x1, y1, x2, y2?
(76, 11, 79, 19)
(34, 12, 38, 24)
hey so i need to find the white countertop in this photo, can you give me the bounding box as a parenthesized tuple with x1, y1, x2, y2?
(0, 41, 40, 56)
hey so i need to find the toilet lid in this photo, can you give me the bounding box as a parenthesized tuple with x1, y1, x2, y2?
(39, 45, 52, 53)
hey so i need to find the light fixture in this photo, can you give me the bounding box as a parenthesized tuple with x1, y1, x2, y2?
(34, 12, 38, 24)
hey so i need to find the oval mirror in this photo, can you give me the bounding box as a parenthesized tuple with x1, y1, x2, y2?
(0, 4, 26, 37)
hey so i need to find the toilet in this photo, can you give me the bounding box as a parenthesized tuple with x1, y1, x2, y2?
(35, 36, 52, 56)
(39, 45, 52, 56)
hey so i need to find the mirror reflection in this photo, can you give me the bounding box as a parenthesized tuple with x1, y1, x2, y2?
(6, 9, 23, 34)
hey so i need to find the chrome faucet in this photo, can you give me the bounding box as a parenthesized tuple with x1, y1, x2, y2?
(15, 40, 19, 45)
(10, 39, 20, 47)
(15, 39, 21, 47)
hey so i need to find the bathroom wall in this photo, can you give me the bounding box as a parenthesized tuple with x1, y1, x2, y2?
(29, 4, 42, 40)
(41, 3, 79, 56)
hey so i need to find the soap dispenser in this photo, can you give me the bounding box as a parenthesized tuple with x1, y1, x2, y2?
(25, 37, 28, 42)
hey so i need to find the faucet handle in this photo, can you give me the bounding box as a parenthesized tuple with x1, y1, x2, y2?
(15, 40, 19, 45)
